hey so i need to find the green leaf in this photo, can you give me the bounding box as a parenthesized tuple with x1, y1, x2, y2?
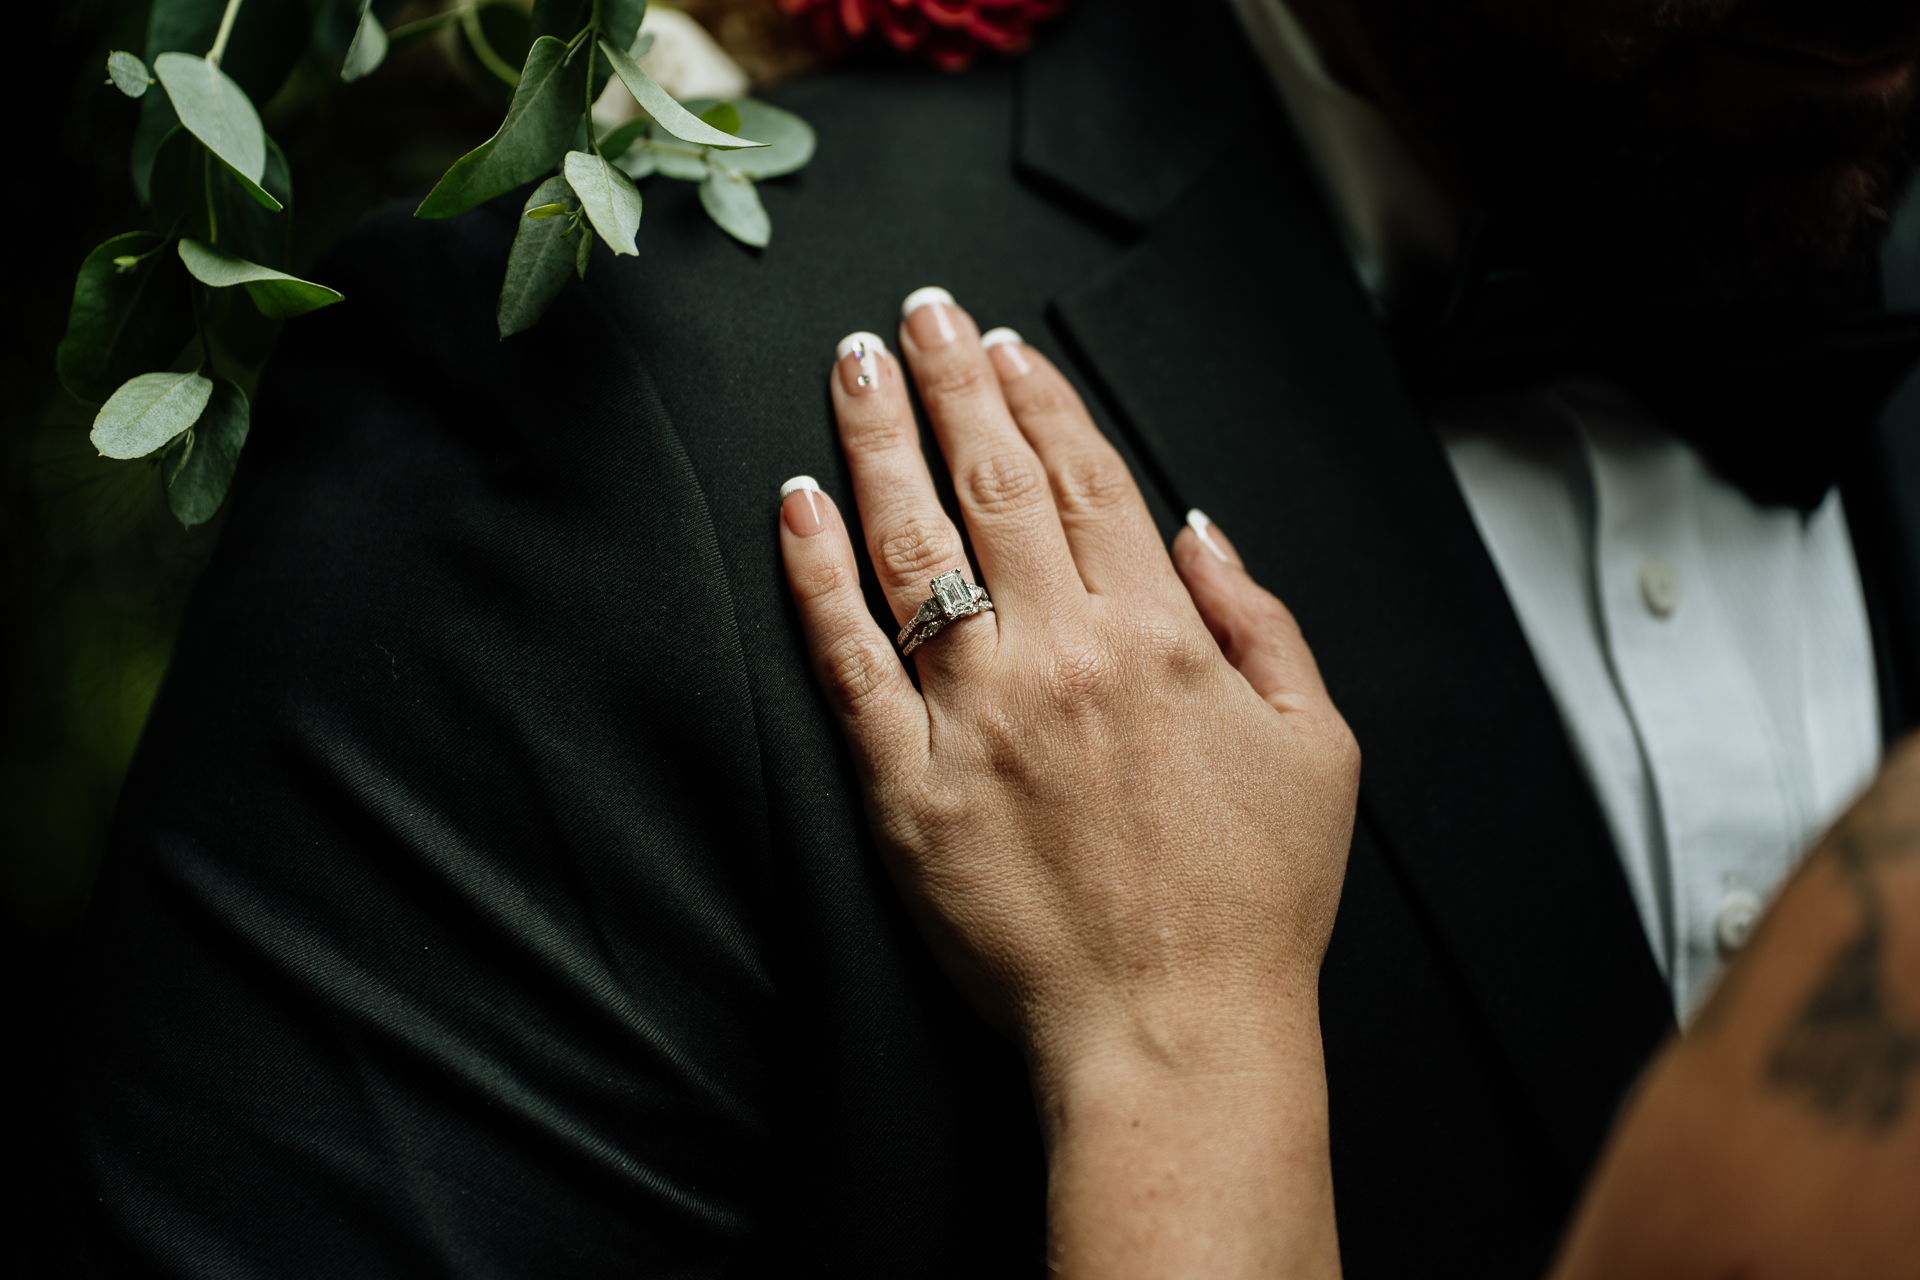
(108, 51, 153, 97)
(57, 233, 195, 405)
(701, 97, 817, 180)
(615, 145, 658, 180)
(698, 101, 741, 137)
(153, 52, 283, 213)
(648, 136, 708, 181)
(92, 371, 212, 459)
(601, 0, 648, 53)
(134, 0, 308, 201)
(154, 52, 264, 182)
(178, 239, 345, 318)
(597, 116, 649, 160)
(498, 176, 579, 338)
(576, 218, 592, 277)
(342, 0, 388, 81)
(597, 39, 764, 149)
(163, 378, 250, 526)
(416, 36, 590, 218)
(563, 150, 644, 255)
(525, 202, 569, 218)
(699, 160, 770, 248)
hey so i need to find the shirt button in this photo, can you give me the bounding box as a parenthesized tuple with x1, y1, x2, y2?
(1640, 557, 1681, 617)
(1714, 890, 1762, 957)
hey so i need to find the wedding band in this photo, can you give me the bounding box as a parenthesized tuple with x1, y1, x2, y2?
(898, 569, 994, 656)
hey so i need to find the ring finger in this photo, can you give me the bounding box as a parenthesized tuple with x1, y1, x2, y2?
(828, 330, 994, 660)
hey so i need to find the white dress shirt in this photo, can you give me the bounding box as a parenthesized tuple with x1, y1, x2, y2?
(1229, 0, 1884, 1014)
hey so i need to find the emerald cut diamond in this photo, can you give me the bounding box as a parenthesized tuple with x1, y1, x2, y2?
(931, 570, 975, 616)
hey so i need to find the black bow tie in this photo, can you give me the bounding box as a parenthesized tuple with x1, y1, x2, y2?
(1398, 239, 1920, 513)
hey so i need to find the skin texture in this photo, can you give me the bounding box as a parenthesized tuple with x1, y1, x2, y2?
(1549, 735, 1920, 1280)
(1287, 0, 1920, 301)
(777, 299, 1358, 1279)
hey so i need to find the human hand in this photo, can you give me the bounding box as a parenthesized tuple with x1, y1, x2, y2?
(777, 288, 1357, 1277)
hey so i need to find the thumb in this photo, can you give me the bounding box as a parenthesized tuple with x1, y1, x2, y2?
(1172, 510, 1333, 717)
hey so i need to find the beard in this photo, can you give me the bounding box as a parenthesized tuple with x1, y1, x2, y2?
(1343, 0, 1920, 307)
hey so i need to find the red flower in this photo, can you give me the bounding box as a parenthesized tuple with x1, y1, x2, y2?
(778, 0, 1069, 71)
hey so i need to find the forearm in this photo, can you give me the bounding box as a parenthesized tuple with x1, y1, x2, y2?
(1036, 998, 1342, 1279)
(1549, 737, 1920, 1279)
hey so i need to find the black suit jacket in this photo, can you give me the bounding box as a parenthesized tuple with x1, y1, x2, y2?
(31, 0, 1920, 1274)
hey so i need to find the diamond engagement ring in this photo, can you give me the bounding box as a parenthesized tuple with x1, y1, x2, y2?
(898, 569, 994, 656)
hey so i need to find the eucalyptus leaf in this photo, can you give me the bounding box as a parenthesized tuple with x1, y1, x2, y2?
(615, 145, 657, 180)
(498, 176, 579, 338)
(576, 221, 592, 277)
(698, 101, 740, 137)
(108, 51, 153, 98)
(602, 0, 648, 53)
(92, 371, 213, 459)
(597, 117, 649, 161)
(416, 36, 589, 218)
(563, 150, 644, 254)
(57, 233, 195, 404)
(179, 239, 344, 318)
(163, 377, 250, 526)
(597, 39, 763, 149)
(648, 137, 708, 181)
(700, 98, 817, 180)
(133, 0, 308, 200)
(699, 160, 770, 248)
(154, 52, 266, 184)
(342, 0, 388, 81)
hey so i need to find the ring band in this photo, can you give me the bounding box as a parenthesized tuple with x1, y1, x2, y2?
(898, 569, 994, 656)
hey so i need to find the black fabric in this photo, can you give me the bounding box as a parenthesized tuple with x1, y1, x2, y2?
(25, 0, 1920, 1274)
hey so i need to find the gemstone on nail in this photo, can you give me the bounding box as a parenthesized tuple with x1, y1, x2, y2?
(836, 330, 885, 391)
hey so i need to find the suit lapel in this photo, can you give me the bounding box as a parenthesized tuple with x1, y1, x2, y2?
(1025, 0, 1673, 1178)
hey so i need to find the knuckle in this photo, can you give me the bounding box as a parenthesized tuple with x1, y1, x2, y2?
(1045, 634, 1116, 712)
(820, 631, 898, 716)
(1051, 453, 1134, 520)
(960, 452, 1046, 516)
(790, 557, 854, 608)
(876, 516, 960, 582)
(1012, 378, 1080, 422)
(921, 358, 997, 403)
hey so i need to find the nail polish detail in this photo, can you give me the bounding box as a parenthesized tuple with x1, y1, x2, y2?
(901, 286, 955, 319)
(836, 331, 885, 389)
(980, 327, 1023, 350)
(780, 474, 821, 499)
(1188, 508, 1230, 563)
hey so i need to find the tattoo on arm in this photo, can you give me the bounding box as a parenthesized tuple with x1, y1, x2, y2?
(1766, 825, 1920, 1132)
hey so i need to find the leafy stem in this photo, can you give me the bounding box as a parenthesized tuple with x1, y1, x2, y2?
(206, 0, 246, 68)
(203, 150, 219, 245)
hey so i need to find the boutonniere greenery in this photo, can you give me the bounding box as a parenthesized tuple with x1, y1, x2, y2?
(60, 0, 816, 530)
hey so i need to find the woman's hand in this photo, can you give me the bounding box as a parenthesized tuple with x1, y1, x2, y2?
(778, 288, 1358, 1278)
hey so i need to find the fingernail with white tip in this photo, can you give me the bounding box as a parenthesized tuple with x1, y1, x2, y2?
(1187, 509, 1239, 565)
(981, 327, 1031, 378)
(902, 286, 959, 348)
(781, 475, 825, 537)
(835, 331, 885, 394)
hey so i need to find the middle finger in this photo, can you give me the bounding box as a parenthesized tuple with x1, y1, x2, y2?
(897, 288, 1080, 616)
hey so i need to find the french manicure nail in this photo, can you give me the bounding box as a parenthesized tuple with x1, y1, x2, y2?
(782, 475, 826, 537)
(981, 327, 1031, 378)
(902, 286, 959, 348)
(1187, 509, 1240, 566)
(836, 331, 885, 393)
